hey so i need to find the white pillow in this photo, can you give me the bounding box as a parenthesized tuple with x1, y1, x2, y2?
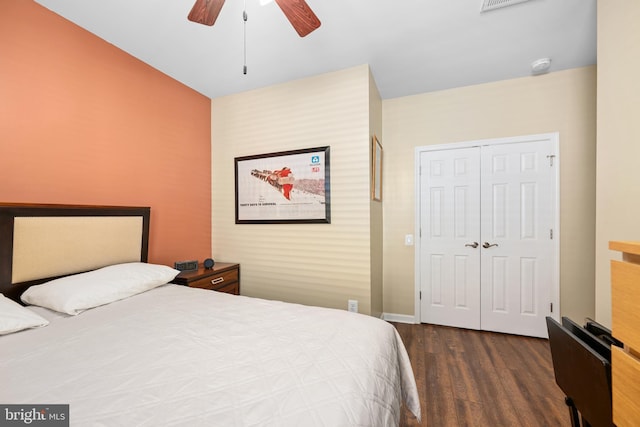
(0, 294, 49, 335)
(21, 262, 180, 315)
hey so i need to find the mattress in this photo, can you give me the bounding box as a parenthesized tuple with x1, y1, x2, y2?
(1, 285, 421, 426)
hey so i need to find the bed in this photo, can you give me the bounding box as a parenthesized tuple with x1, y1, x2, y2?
(0, 203, 421, 426)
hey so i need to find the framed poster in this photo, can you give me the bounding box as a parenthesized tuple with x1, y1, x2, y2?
(234, 146, 330, 224)
(372, 136, 383, 201)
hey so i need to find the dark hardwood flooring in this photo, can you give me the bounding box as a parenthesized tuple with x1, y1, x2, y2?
(393, 322, 570, 427)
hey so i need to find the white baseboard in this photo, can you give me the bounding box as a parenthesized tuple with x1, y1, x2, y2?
(382, 313, 418, 324)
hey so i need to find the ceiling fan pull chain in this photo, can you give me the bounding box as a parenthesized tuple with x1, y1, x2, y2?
(243, 0, 248, 75)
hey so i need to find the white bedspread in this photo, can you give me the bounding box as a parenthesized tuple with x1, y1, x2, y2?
(1, 285, 420, 426)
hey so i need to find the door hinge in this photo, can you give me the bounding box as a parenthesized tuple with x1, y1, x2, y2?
(419, 291, 422, 300)
(550, 229, 553, 239)
(550, 302, 553, 313)
(547, 155, 556, 167)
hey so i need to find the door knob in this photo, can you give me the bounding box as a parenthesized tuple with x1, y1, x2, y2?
(482, 242, 498, 248)
(465, 242, 479, 248)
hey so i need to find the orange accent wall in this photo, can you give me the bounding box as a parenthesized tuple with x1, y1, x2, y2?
(0, 1, 212, 266)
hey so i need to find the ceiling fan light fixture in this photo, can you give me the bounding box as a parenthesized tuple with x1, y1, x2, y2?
(188, 0, 320, 37)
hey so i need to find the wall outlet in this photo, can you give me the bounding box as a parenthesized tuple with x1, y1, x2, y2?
(348, 299, 358, 313)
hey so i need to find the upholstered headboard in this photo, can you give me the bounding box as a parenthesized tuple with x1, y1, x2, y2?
(0, 203, 150, 302)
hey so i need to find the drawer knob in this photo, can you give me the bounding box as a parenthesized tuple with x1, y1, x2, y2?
(211, 277, 224, 285)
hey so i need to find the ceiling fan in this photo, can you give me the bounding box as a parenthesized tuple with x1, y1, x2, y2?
(188, 0, 321, 37)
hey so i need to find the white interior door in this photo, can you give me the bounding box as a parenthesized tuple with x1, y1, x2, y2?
(417, 135, 558, 338)
(419, 147, 481, 330)
(479, 140, 555, 337)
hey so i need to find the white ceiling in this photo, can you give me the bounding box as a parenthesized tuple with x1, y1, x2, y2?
(34, 0, 597, 100)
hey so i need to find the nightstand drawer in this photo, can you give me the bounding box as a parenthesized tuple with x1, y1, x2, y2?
(189, 269, 238, 291)
(213, 281, 239, 295)
(171, 262, 240, 295)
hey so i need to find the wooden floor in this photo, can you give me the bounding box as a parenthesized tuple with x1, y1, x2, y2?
(393, 322, 570, 427)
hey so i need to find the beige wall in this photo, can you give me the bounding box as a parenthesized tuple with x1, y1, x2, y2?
(382, 66, 597, 321)
(370, 68, 384, 318)
(211, 65, 379, 314)
(595, 2, 640, 327)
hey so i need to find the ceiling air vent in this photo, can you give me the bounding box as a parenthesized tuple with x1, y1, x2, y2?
(480, 0, 533, 13)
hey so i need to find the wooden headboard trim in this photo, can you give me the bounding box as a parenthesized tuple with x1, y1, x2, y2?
(0, 203, 150, 302)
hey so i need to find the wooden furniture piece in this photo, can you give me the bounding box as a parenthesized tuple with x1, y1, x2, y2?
(171, 262, 240, 295)
(0, 203, 150, 303)
(609, 241, 640, 427)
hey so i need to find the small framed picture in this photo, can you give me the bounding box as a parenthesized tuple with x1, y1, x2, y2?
(372, 136, 383, 201)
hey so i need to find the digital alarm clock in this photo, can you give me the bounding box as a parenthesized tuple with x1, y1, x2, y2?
(174, 260, 198, 271)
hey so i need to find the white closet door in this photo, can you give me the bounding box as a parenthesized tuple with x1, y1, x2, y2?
(418, 136, 557, 338)
(479, 140, 555, 338)
(419, 147, 481, 329)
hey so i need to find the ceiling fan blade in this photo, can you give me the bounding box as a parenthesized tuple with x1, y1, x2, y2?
(274, 0, 321, 37)
(188, 0, 225, 26)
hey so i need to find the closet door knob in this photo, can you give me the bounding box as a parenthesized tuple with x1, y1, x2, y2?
(465, 242, 479, 248)
(482, 242, 498, 248)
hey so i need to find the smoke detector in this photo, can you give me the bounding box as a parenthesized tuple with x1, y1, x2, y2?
(531, 58, 552, 75)
(480, 0, 533, 13)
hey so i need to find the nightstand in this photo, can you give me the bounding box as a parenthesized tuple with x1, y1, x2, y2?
(171, 262, 240, 295)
